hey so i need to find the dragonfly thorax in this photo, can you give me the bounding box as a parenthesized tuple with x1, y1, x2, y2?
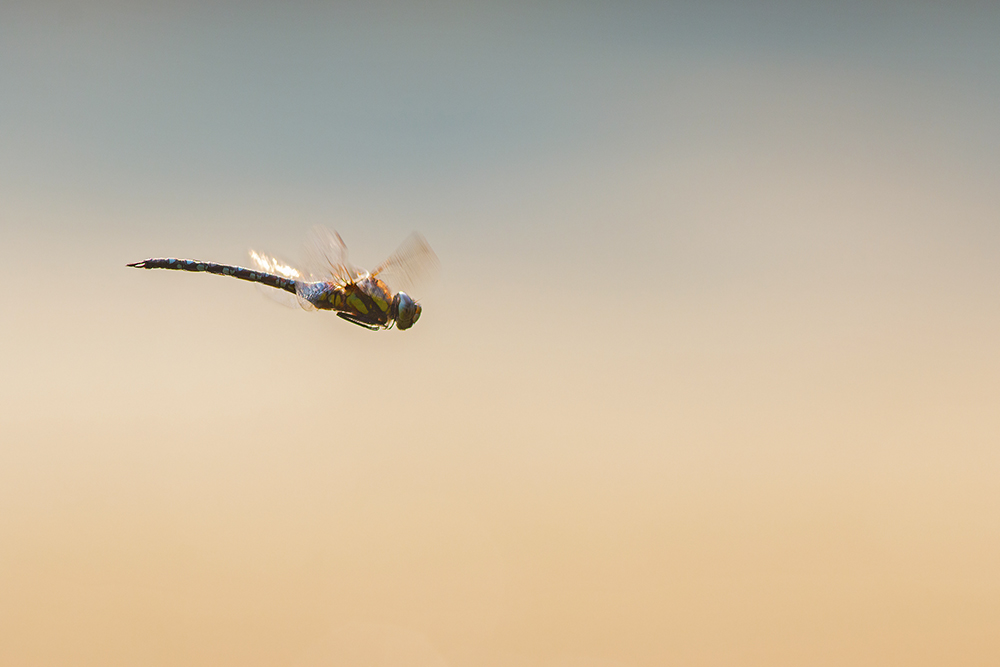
(300, 278, 420, 330)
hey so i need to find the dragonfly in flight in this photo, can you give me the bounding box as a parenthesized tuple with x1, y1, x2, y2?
(128, 228, 438, 330)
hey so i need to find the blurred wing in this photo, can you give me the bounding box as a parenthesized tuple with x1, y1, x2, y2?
(249, 249, 314, 311)
(301, 226, 365, 285)
(371, 232, 440, 292)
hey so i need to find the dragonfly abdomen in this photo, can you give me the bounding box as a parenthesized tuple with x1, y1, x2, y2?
(127, 258, 299, 294)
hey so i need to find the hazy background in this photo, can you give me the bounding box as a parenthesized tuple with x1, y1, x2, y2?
(2, 2, 999, 665)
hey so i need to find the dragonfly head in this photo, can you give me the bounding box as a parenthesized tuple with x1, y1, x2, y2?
(392, 292, 422, 330)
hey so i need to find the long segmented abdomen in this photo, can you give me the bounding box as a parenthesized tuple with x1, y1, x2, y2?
(126, 258, 299, 294)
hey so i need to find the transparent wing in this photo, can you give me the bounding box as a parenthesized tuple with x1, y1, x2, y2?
(249, 249, 303, 281)
(301, 226, 365, 285)
(249, 249, 315, 311)
(371, 232, 440, 292)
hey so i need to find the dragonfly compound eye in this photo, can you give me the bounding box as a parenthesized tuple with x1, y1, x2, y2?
(394, 292, 419, 330)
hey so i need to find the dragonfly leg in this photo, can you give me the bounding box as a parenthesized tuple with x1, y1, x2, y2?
(336, 312, 382, 331)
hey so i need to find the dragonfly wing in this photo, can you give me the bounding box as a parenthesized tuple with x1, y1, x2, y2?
(249, 249, 314, 311)
(302, 226, 365, 285)
(370, 232, 440, 292)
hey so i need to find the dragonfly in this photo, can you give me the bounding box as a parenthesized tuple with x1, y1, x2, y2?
(127, 228, 438, 330)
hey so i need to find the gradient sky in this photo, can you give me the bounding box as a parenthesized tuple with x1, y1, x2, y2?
(2, 3, 1000, 666)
